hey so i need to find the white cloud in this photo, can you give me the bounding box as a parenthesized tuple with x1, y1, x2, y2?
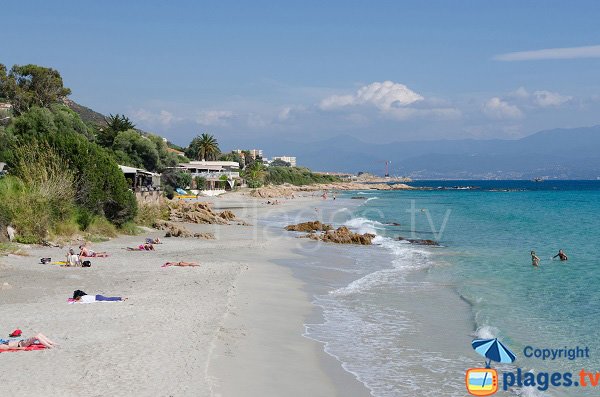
(195, 110, 234, 126)
(319, 81, 424, 111)
(532, 90, 572, 107)
(494, 45, 600, 61)
(131, 109, 178, 126)
(483, 97, 523, 120)
(509, 87, 572, 108)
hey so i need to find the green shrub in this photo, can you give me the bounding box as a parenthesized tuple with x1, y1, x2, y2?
(135, 203, 169, 227)
(6, 105, 137, 225)
(75, 207, 94, 231)
(265, 166, 341, 186)
(0, 176, 52, 243)
(86, 216, 117, 238)
(118, 221, 142, 236)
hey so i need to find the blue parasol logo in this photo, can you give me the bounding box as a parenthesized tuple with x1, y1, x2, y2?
(472, 338, 517, 368)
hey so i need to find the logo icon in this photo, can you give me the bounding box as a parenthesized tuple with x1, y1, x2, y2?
(466, 368, 498, 396)
(466, 338, 517, 396)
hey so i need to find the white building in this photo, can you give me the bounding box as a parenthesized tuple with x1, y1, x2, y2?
(169, 160, 241, 189)
(271, 156, 297, 167)
(234, 149, 263, 160)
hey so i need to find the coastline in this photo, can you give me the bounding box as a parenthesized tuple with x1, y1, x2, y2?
(0, 193, 371, 396)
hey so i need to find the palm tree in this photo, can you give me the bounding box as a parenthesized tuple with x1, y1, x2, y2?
(242, 161, 267, 188)
(197, 133, 220, 161)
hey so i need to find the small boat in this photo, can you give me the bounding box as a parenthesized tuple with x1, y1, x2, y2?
(532, 177, 544, 182)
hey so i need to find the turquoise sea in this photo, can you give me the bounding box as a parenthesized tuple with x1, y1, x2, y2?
(265, 180, 600, 396)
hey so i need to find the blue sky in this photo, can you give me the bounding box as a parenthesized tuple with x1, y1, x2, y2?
(4, 0, 600, 149)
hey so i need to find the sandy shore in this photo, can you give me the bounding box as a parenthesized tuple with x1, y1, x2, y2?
(0, 194, 369, 396)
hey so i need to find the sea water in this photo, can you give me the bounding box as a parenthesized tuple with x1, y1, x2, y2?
(263, 181, 600, 396)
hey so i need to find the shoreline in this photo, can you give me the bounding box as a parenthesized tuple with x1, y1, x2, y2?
(0, 193, 372, 396)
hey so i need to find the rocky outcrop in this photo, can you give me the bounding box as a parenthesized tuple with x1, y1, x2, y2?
(285, 221, 332, 232)
(167, 201, 246, 225)
(153, 220, 215, 240)
(248, 182, 412, 199)
(219, 210, 237, 221)
(310, 226, 375, 245)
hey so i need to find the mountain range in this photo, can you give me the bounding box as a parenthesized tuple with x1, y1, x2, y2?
(66, 101, 600, 179)
(249, 126, 600, 179)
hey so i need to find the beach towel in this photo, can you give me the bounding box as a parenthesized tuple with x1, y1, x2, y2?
(50, 261, 68, 265)
(67, 298, 122, 304)
(0, 343, 46, 353)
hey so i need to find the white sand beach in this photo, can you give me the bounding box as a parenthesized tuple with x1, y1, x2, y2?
(0, 194, 370, 397)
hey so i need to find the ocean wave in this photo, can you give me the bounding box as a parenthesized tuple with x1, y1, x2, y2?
(330, 237, 433, 297)
(365, 196, 379, 202)
(474, 325, 500, 339)
(343, 217, 384, 235)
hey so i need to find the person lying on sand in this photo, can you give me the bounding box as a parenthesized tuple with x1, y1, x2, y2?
(126, 243, 154, 251)
(145, 237, 162, 244)
(66, 249, 82, 267)
(162, 261, 200, 267)
(79, 245, 108, 258)
(72, 289, 126, 302)
(0, 333, 56, 350)
(553, 249, 568, 261)
(531, 251, 540, 267)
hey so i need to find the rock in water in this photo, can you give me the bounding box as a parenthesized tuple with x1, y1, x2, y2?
(285, 221, 333, 232)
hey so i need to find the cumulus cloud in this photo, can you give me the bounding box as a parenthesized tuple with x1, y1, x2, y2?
(319, 81, 424, 111)
(196, 110, 234, 126)
(509, 87, 572, 108)
(494, 45, 600, 61)
(131, 109, 178, 126)
(483, 97, 523, 120)
(531, 90, 572, 107)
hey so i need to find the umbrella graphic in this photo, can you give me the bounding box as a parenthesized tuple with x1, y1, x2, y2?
(471, 338, 516, 389)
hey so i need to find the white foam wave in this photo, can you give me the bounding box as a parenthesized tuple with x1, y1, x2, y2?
(365, 197, 379, 202)
(474, 325, 499, 339)
(330, 237, 433, 297)
(343, 217, 384, 235)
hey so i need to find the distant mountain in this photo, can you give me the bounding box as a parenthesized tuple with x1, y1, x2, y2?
(253, 126, 600, 179)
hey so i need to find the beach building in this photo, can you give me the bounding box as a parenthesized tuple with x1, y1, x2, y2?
(168, 160, 242, 194)
(118, 165, 162, 205)
(234, 149, 263, 160)
(119, 165, 162, 191)
(272, 156, 297, 167)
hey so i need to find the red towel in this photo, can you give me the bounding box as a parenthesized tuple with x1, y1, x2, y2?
(0, 344, 47, 353)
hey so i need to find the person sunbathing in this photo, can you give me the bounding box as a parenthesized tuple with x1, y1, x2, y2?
(72, 290, 126, 302)
(126, 243, 154, 251)
(0, 333, 56, 350)
(162, 261, 199, 267)
(79, 245, 108, 258)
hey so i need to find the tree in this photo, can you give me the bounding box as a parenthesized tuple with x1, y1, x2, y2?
(219, 151, 244, 168)
(5, 106, 137, 225)
(242, 161, 266, 188)
(0, 64, 71, 115)
(98, 114, 135, 147)
(112, 130, 160, 172)
(185, 133, 220, 161)
(271, 158, 291, 167)
(161, 169, 192, 190)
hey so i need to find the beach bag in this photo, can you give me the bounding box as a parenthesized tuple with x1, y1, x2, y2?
(82, 261, 91, 267)
(40, 257, 51, 264)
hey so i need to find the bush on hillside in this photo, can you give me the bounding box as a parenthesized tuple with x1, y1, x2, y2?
(265, 166, 340, 186)
(5, 106, 137, 225)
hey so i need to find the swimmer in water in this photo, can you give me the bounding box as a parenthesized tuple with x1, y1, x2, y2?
(553, 249, 568, 261)
(531, 251, 540, 267)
